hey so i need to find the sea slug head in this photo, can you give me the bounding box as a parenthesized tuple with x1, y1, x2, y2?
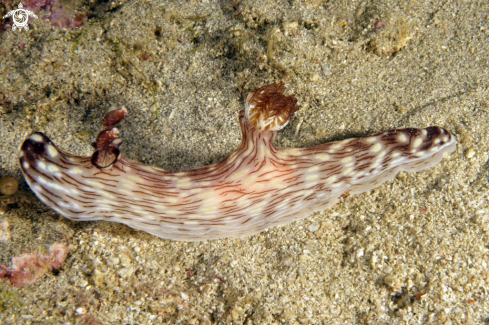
(245, 82, 298, 131)
(91, 107, 127, 169)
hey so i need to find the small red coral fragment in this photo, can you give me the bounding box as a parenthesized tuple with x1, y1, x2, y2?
(0, 243, 69, 288)
(49, 243, 69, 269)
(24, 0, 87, 30)
(73, 14, 87, 28)
(373, 19, 384, 29)
(141, 53, 150, 61)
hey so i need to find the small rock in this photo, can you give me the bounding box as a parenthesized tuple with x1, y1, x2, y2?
(308, 223, 320, 233)
(310, 73, 320, 81)
(299, 254, 312, 262)
(284, 21, 298, 31)
(76, 279, 88, 288)
(465, 147, 476, 159)
(117, 266, 135, 278)
(0, 176, 18, 196)
(75, 307, 87, 315)
(322, 64, 331, 75)
(0, 220, 10, 242)
(118, 253, 131, 267)
(281, 256, 294, 267)
(107, 257, 120, 266)
(92, 269, 105, 287)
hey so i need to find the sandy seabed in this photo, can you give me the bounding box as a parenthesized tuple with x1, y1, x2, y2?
(0, 0, 488, 324)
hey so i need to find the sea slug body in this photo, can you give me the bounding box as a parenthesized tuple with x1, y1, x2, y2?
(19, 83, 457, 241)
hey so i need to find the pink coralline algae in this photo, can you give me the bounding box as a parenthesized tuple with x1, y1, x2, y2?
(23, 0, 87, 30)
(0, 243, 69, 287)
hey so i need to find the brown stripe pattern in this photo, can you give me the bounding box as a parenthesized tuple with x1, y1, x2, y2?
(18, 84, 457, 241)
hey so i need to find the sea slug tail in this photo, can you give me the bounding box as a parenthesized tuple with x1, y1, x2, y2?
(345, 126, 457, 195)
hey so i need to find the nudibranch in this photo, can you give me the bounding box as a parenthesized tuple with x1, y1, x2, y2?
(19, 83, 457, 241)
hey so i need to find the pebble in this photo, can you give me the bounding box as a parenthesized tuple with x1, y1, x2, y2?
(284, 21, 298, 30)
(118, 253, 131, 267)
(465, 147, 476, 159)
(76, 279, 88, 288)
(299, 254, 312, 262)
(180, 292, 189, 300)
(117, 266, 135, 278)
(107, 256, 120, 266)
(308, 223, 320, 233)
(75, 307, 87, 315)
(281, 256, 294, 267)
(322, 64, 331, 75)
(0, 176, 18, 196)
(92, 269, 105, 287)
(0, 220, 10, 242)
